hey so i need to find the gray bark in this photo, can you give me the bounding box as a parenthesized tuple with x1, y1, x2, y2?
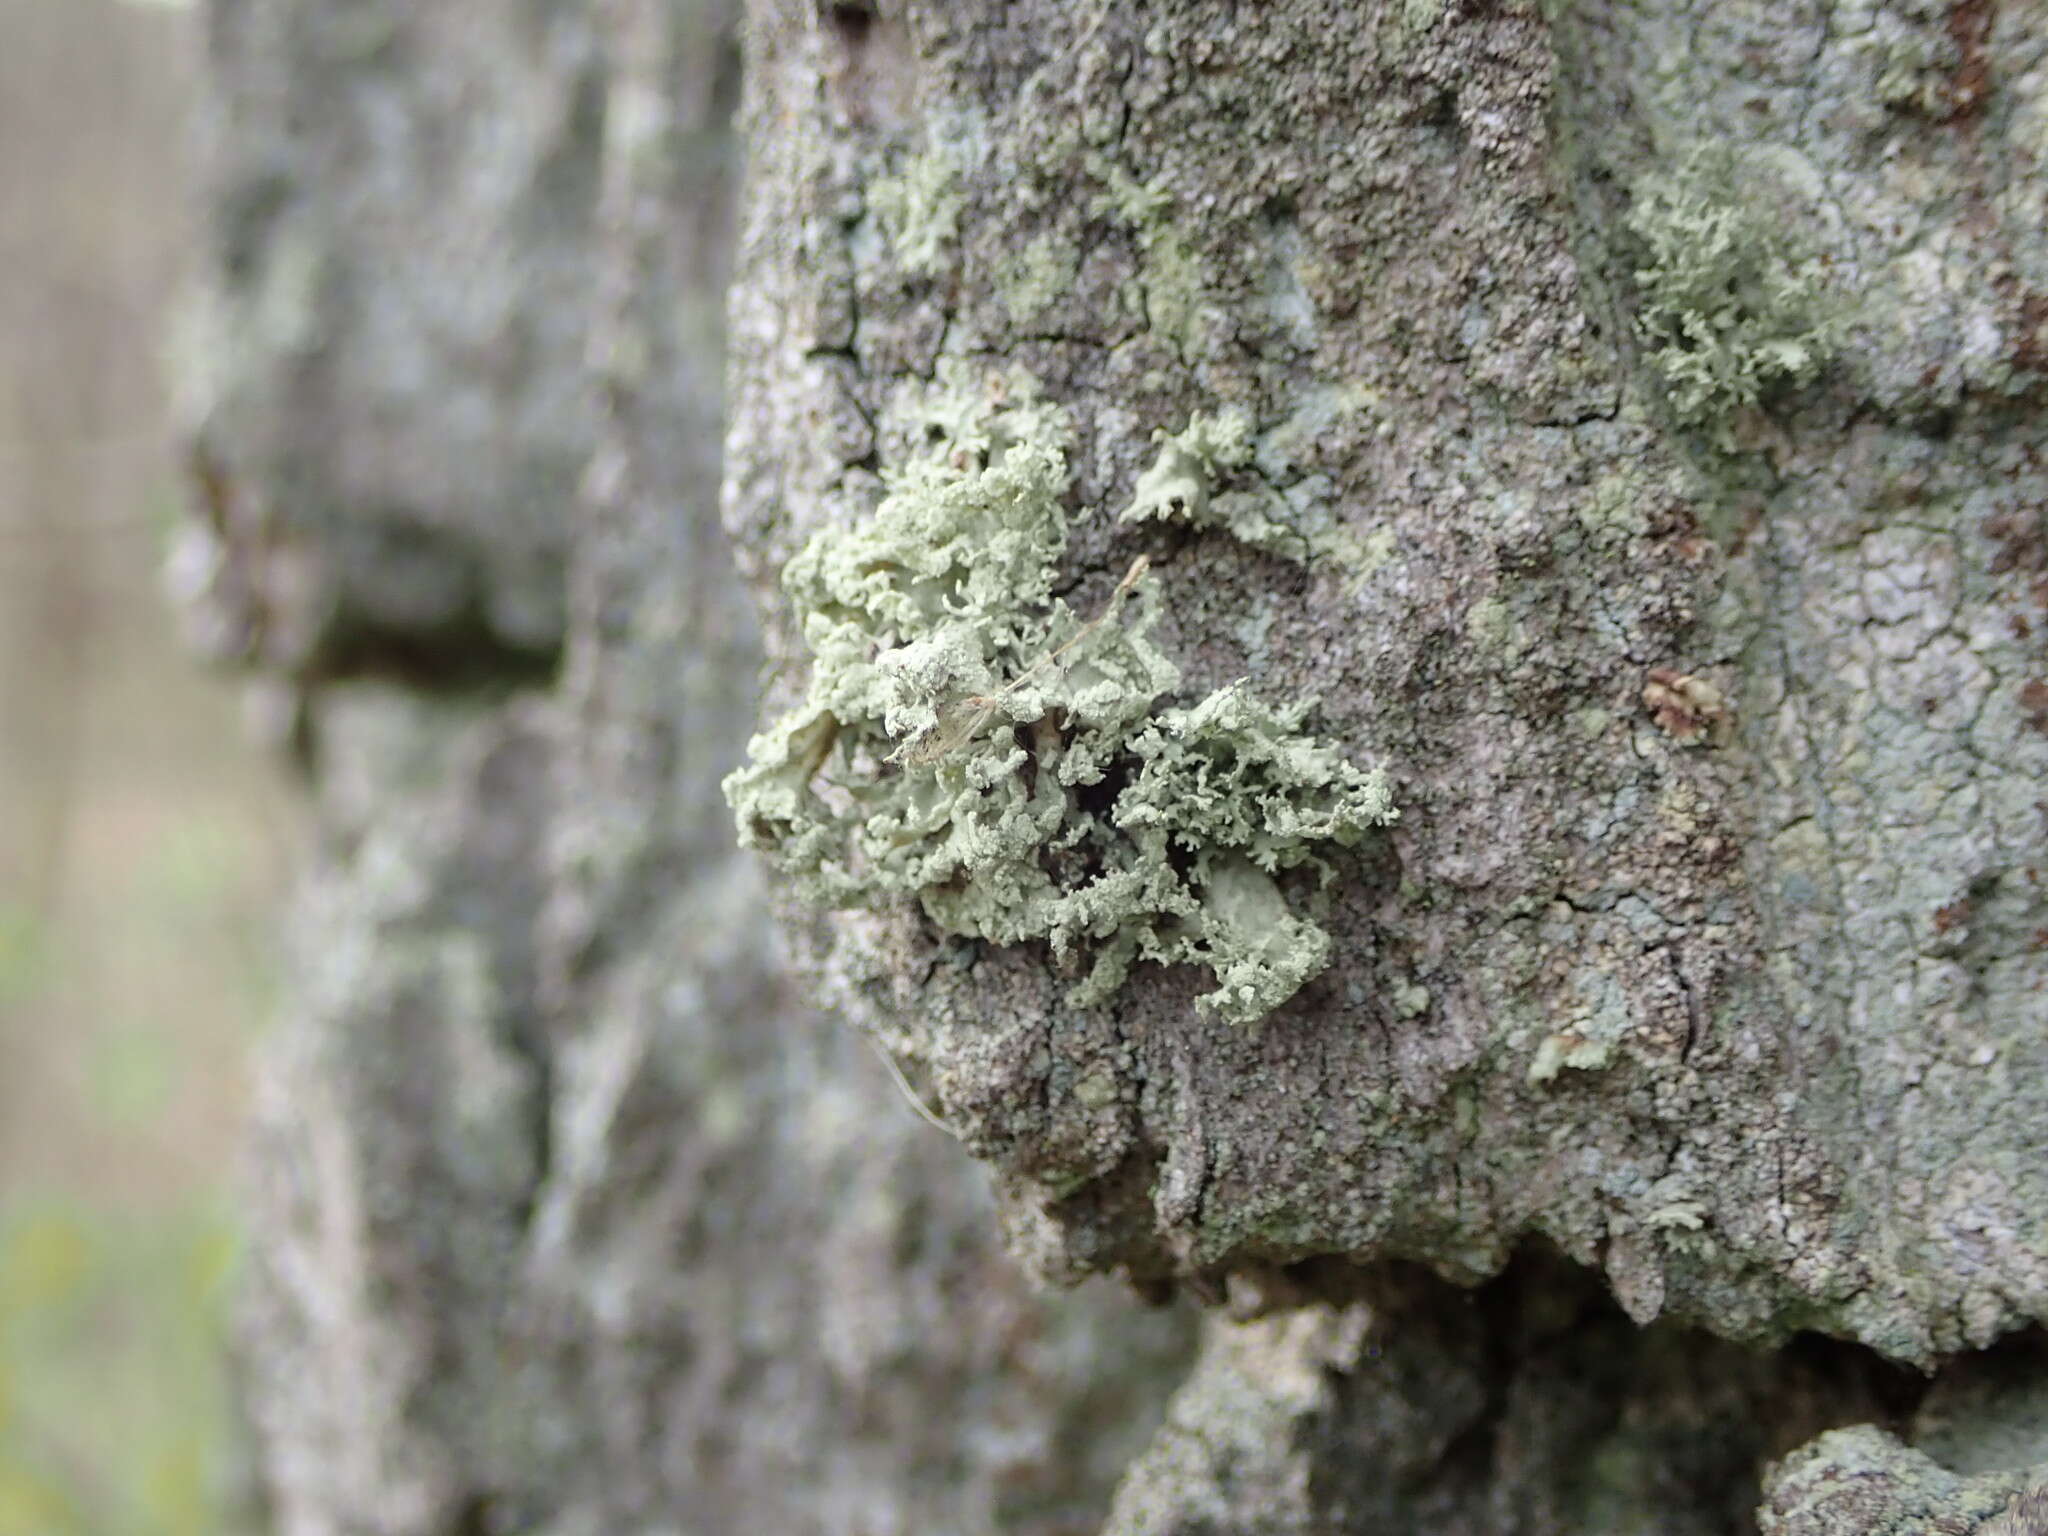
(724, 0, 2048, 1526)
(194, 0, 2048, 1529)
(729, 0, 2048, 1361)
(192, 0, 1189, 1531)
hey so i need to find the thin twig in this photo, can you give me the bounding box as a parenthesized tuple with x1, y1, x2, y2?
(865, 1034, 962, 1139)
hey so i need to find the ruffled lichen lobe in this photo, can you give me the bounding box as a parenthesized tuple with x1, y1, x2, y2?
(724, 368, 1395, 1023)
(1626, 145, 1839, 429)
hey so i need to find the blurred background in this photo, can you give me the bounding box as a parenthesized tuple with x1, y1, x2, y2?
(0, 0, 292, 1529)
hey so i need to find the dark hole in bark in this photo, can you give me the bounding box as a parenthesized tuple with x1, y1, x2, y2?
(1286, 1245, 1932, 1534)
(825, 2, 875, 50)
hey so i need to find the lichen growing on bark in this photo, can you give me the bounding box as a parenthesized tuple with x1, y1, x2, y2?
(1119, 407, 1325, 559)
(723, 365, 1396, 1023)
(1626, 145, 1837, 427)
(1088, 158, 1210, 359)
(1758, 1426, 2048, 1535)
(867, 119, 974, 276)
(995, 233, 1080, 324)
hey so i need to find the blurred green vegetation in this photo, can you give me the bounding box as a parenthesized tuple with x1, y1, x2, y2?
(0, 1201, 243, 1535)
(1, 0, 293, 1529)
(0, 905, 48, 1011)
(0, 793, 282, 1536)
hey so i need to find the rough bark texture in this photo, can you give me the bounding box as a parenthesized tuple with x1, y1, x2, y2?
(719, 0, 2048, 1525)
(1099, 1252, 1931, 1536)
(194, 0, 1191, 1531)
(196, 0, 2048, 1528)
(729, 0, 2048, 1365)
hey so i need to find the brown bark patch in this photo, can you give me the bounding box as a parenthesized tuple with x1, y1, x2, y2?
(1944, 0, 1996, 120)
(2019, 678, 2048, 734)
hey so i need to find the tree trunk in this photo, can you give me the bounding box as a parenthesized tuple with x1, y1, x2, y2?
(195, 0, 2048, 1529)
(193, 1, 1189, 1531)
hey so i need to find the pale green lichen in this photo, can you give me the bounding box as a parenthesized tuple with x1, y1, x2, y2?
(1528, 1029, 1616, 1084)
(1528, 963, 1634, 1082)
(1853, 9, 1962, 118)
(995, 234, 1079, 325)
(1090, 160, 1209, 358)
(1643, 1197, 1707, 1233)
(1152, 385, 1399, 582)
(1573, 470, 1652, 552)
(1391, 979, 1431, 1019)
(1393, 0, 1446, 50)
(1464, 596, 1521, 655)
(1626, 146, 1837, 428)
(724, 366, 1396, 1024)
(868, 122, 973, 276)
(1120, 409, 1306, 558)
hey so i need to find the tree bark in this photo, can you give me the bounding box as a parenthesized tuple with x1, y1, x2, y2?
(724, 0, 2048, 1526)
(195, 0, 2048, 1529)
(194, 1, 1189, 1531)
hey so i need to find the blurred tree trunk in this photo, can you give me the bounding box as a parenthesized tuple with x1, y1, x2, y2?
(193, 0, 2048, 1531)
(189, 1, 1189, 1532)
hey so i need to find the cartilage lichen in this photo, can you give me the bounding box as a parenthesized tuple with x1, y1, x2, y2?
(1626, 146, 1836, 427)
(724, 366, 1396, 1024)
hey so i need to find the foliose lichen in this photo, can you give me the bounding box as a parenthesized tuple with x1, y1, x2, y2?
(723, 365, 1397, 1024)
(1089, 159, 1209, 359)
(995, 233, 1079, 325)
(1626, 145, 1837, 428)
(868, 120, 974, 276)
(1120, 408, 1305, 557)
